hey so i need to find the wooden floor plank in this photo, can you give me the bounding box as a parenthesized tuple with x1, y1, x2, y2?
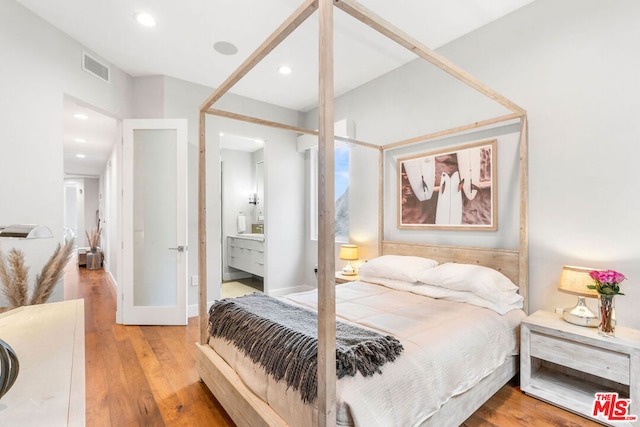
(68, 261, 599, 426)
(127, 325, 185, 426)
(85, 331, 113, 426)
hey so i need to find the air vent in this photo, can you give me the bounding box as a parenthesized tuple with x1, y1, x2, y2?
(82, 51, 110, 83)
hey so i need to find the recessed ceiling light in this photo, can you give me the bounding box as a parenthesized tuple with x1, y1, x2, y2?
(73, 113, 88, 120)
(74, 138, 86, 143)
(76, 154, 86, 159)
(213, 41, 238, 56)
(278, 65, 292, 75)
(134, 12, 156, 27)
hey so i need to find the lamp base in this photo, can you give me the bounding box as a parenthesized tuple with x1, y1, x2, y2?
(341, 262, 356, 276)
(562, 296, 597, 327)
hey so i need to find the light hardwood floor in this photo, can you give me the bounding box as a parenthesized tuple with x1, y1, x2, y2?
(221, 277, 263, 298)
(66, 263, 598, 426)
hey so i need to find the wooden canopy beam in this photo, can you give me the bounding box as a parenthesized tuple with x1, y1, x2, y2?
(205, 108, 378, 149)
(199, 0, 318, 112)
(383, 113, 522, 150)
(334, 0, 526, 116)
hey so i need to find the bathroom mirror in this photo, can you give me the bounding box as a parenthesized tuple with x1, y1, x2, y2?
(255, 161, 264, 231)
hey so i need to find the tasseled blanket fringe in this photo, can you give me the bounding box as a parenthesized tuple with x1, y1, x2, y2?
(208, 293, 403, 403)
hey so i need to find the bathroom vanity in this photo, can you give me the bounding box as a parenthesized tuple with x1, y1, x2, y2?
(227, 234, 265, 277)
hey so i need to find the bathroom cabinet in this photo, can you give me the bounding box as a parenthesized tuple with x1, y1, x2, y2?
(227, 235, 265, 277)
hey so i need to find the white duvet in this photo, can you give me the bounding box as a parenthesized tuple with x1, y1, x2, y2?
(209, 281, 525, 426)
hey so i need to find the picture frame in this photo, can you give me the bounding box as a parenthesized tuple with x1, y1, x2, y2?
(397, 139, 497, 230)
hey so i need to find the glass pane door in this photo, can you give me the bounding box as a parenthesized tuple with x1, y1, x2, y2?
(133, 129, 177, 307)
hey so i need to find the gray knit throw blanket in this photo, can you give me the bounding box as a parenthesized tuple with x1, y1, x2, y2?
(208, 292, 403, 403)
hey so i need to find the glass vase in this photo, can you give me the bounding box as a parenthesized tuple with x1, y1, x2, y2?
(0, 338, 19, 400)
(598, 294, 615, 337)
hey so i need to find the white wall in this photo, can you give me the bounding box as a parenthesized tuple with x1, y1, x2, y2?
(0, 0, 132, 306)
(263, 135, 306, 295)
(304, 0, 640, 328)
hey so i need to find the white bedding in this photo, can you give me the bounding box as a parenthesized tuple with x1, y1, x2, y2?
(209, 281, 525, 426)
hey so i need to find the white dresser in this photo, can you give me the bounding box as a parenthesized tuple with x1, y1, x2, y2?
(0, 299, 85, 426)
(227, 235, 265, 277)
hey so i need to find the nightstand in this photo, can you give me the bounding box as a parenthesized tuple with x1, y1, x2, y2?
(335, 271, 359, 284)
(521, 310, 640, 426)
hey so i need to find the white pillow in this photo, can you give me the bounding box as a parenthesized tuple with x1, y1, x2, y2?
(358, 255, 439, 283)
(410, 283, 523, 315)
(415, 262, 518, 303)
(357, 276, 415, 291)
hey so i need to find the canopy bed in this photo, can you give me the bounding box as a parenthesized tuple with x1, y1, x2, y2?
(196, 0, 529, 425)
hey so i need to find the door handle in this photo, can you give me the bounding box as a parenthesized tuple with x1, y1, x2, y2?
(168, 245, 186, 252)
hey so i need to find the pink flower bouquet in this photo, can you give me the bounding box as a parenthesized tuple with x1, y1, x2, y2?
(587, 270, 626, 295)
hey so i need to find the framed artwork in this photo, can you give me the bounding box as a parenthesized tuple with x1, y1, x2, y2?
(397, 139, 497, 230)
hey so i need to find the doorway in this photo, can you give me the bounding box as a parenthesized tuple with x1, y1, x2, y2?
(121, 119, 188, 325)
(62, 96, 118, 298)
(220, 133, 265, 297)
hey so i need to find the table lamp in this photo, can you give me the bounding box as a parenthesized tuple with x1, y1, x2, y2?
(339, 244, 359, 276)
(0, 225, 53, 239)
(557, 265, 599, 327)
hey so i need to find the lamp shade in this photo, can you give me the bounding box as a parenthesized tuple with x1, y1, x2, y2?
(0, 225, 53, 239)
(339, 244, 359, 261)
(558, 265, 599, 297)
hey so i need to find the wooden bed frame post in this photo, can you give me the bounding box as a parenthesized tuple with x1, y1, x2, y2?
(198, 110, 208, 345)
(317, 0, 337, 424)
(378, 147, 384, 255)
(519, 115, 529, 313)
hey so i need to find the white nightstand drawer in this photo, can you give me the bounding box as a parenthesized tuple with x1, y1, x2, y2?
(530, 331, 630, 385)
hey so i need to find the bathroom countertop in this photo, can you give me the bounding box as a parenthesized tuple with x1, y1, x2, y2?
(232, 233, 265, 241)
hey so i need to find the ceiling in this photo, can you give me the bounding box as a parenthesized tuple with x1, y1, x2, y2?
(18, 0, 535, 176)
(62, 97, 117, 178)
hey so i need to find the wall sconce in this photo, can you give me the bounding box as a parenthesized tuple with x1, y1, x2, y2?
(557, 265, 599, 327)
(339, 244, 359, 276)
(248, 193, 259, 205)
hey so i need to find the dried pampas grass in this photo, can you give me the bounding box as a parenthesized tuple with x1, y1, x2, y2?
(0, 239, 74, 308)
(30, 239, 74, 305)
(0, 248, 29, 307)
(85, 225, 102, 249)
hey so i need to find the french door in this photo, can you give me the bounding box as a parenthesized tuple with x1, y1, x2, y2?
(120, 119, 188, 325)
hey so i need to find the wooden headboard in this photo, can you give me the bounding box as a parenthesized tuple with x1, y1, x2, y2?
(382, 240, 520, 285)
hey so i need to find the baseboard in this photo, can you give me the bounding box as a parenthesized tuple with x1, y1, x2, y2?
(100, 261, 116, 287)
(268, 284, 314, 296)
(105, 270, 118, 290)
(189, 300, 216, 318)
